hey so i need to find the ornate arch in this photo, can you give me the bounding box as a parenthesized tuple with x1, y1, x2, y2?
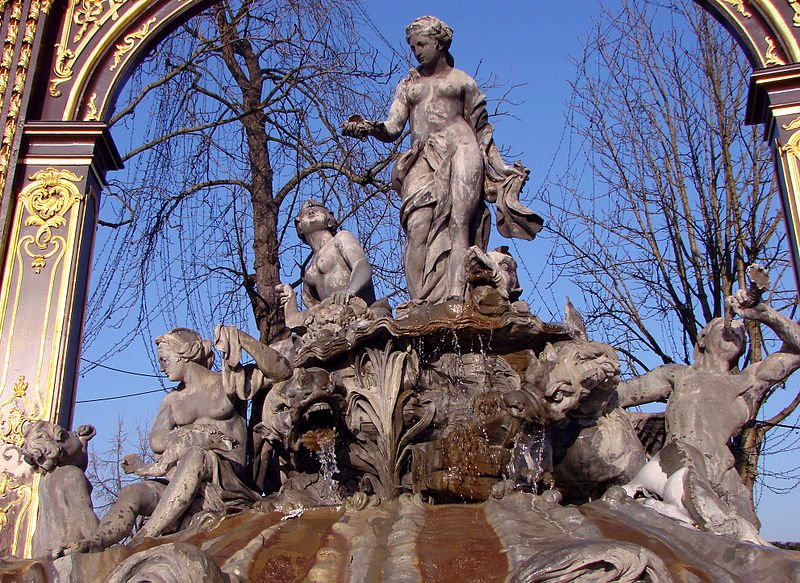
(38, 0, 213, 122)
(1, 0, 800, 558)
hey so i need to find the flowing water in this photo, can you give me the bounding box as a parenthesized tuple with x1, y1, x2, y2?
(509, 425, 547, 493)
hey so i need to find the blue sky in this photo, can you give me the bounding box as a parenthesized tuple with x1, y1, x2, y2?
(72, 1, 800, 540)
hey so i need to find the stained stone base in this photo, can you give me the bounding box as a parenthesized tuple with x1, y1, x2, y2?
(1, 493, 798, 582)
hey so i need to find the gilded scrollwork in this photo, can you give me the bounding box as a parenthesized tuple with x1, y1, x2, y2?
(48, 0, 134, 97)
(0, 0, 44, 196)
(0, 471, 33, 552)
(790, 0, 800, 27)
(0, 377, 42, 447)
(722, 0, 751, 18)
(782, 116, 800, 133)
(765, 36, 786, 66)
(109, 16, 157, 72)
(73, 0, 106, 43)
(17, 169, 84, 274)
(84, 92, 100, 121)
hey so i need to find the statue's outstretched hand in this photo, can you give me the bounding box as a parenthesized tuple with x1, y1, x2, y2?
(341, 115, 373, 139)
(276, 283, 295, 308)
(121, 453, 145, 475)
(728, 264, 772, 322)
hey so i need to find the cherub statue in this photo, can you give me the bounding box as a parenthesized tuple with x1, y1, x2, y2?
(277, 199, 388, 332)
(20, 421, 99, 558)
(618, 265, 800, 545)
(65, 326, 291, 554)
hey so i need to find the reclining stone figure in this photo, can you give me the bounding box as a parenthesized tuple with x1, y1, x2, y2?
(618, 265, 800, 545)
(64, 326, 291, 554)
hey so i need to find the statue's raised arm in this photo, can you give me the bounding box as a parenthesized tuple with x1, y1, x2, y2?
(728, 264, 800, 413)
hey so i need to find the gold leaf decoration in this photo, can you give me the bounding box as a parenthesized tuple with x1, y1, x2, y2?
(783, 116, 800, 132)
(790, 0, 800, 27)
(722, 0, 751, 18)
(84, 92, 100, 121)
(109, 17, 156, 72)
(0, 0, 45, 196)
(18, 168, 84, 273)
(48, 0, 134, 97)
(0, 376, 41, 447)
(765, 36, 786, 67)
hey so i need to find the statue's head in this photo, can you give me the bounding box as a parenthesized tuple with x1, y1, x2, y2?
(694, 317, 746, 367)
(21, 421, 95, 474)
(155, 328, 214, 381)
(487, 247, 522, 301)
(525, 341, 620, 423)
(294, 199, 337, 244)
(406, 16, 454, 66)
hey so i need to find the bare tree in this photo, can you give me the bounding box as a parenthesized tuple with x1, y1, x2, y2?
(545, 0, 797, 495)
(85, 418, 153, 515)
(83, 0, 404, 354)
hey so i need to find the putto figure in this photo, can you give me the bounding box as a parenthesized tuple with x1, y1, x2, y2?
(20, 421, 99, 558)
(343, 15, 542, 304)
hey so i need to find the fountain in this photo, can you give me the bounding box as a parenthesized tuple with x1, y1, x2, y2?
(3, 15, 800, 583)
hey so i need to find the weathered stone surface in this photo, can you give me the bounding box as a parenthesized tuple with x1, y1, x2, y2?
(2, 497, 797, 582)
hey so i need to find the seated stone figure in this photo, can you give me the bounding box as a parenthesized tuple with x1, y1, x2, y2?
(278, 200, 388, 331)
(20, 421, 99, 558)
(618, 266, 800, 546)
(65, 326, 291, 554)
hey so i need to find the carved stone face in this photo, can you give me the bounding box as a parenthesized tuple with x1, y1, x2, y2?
(697, 318, 746, 366)
(256, 367, 344, 456)
(540, 359, 583, 421)
(295, 202, 336, 243)
(526, 341, 620, 424)
(157, 343, 187, 382)
(297, 204, 328, 233)
(21, 421, 87, 474)
(408, 32, 440, 67)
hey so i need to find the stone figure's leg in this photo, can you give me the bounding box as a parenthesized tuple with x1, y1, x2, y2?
(448, 143, 483, 299)
(65, 481, 164, 554)
(661, 467, 693, 522)
(135, 446, 211, 540)
(621, 455, 668, 499)
(682, 468, 771, 545)
(404, 206, 434, 299)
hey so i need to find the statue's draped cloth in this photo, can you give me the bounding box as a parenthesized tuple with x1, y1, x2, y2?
(391, 71, 543, 303)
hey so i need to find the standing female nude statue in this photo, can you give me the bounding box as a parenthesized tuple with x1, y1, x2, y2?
(343, 15, 542, 304)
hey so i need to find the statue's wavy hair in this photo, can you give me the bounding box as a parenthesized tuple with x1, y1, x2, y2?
(406, 16, 455, 67)
(155, 328, 214, 369)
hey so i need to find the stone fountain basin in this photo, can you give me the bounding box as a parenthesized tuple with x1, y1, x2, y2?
(296, 300, 574, 367)
(4, 494, 798, 582)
